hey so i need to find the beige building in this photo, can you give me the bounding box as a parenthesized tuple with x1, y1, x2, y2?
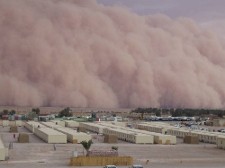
(0, 137, 8, 161)
(213, 119, 225, 126)
(25, 121, 67, 143)
(217, 136, 225, 150)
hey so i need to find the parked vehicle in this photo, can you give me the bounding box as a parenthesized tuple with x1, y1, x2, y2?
(131, 164, 144, 168)
(103, 165, 117, 168)
(218, 129, 225, 132)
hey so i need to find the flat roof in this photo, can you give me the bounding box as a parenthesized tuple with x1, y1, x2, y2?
(38, 127, 66, 136)
(56, 127, 90, 136)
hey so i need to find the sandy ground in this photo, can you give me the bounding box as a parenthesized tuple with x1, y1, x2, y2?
(1, 126, 225, 168)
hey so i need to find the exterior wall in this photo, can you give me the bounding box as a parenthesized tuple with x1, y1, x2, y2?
(193, 132, 217, 144)
(70, 156, 133, 166)
(71, 133, 91, 143)
(167, 128, 220, 144)
(34, 128, 67, 143)
(135, 135, 154, 144)
(55, 127, 91, 143)
(103, 128, 154, 144)
(213, 119, 225, 127)
(137, 122, 225, 145)
(25, 122, 66, 143)
(136, 124, 165, 134)
(99, 122, 175, 144)
(112, 122, 127, 127)
(15, 120, 23, 127)
(0, 137, 7, 161)
(24, 121, 46, 133)
(24, 122, 34, 132)
(79, 123, 105, 134)
(217, 136, 225, 150)
(219, 119, 225, 126)
(167, 128, 191, 138)
(41, 122, 63, 129)
(65, 121, 79, 128)
(33, 128, 49, 142)
(51, 120, 65, 127)
(113, 124, 175, 145)
(2, 120, 9, 127)
(153, 135, 176, 144)
(48, 135, 67, 143)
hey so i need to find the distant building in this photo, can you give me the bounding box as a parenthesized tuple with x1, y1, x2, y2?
(213, 119, 225, 126)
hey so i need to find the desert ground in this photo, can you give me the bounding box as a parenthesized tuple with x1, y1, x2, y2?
(1, 125, 225, 168)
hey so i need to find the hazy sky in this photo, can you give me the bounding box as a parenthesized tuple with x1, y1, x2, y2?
(98, 0, 225, 38)
(98, 0, 225, 22)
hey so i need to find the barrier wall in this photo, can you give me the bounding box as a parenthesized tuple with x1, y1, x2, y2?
(70, 156, 133, 166)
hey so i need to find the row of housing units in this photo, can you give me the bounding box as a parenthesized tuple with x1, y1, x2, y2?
(0, 120, 87, 161)
(134, 122, 225, 150)
(1, 120, 23, 127)
(24, 121, 91, 144)
(79, 122, 176, 145)
(0, 119, 80, 128)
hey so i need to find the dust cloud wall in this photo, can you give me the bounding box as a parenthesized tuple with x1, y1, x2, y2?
(1, 0, 225, 108)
